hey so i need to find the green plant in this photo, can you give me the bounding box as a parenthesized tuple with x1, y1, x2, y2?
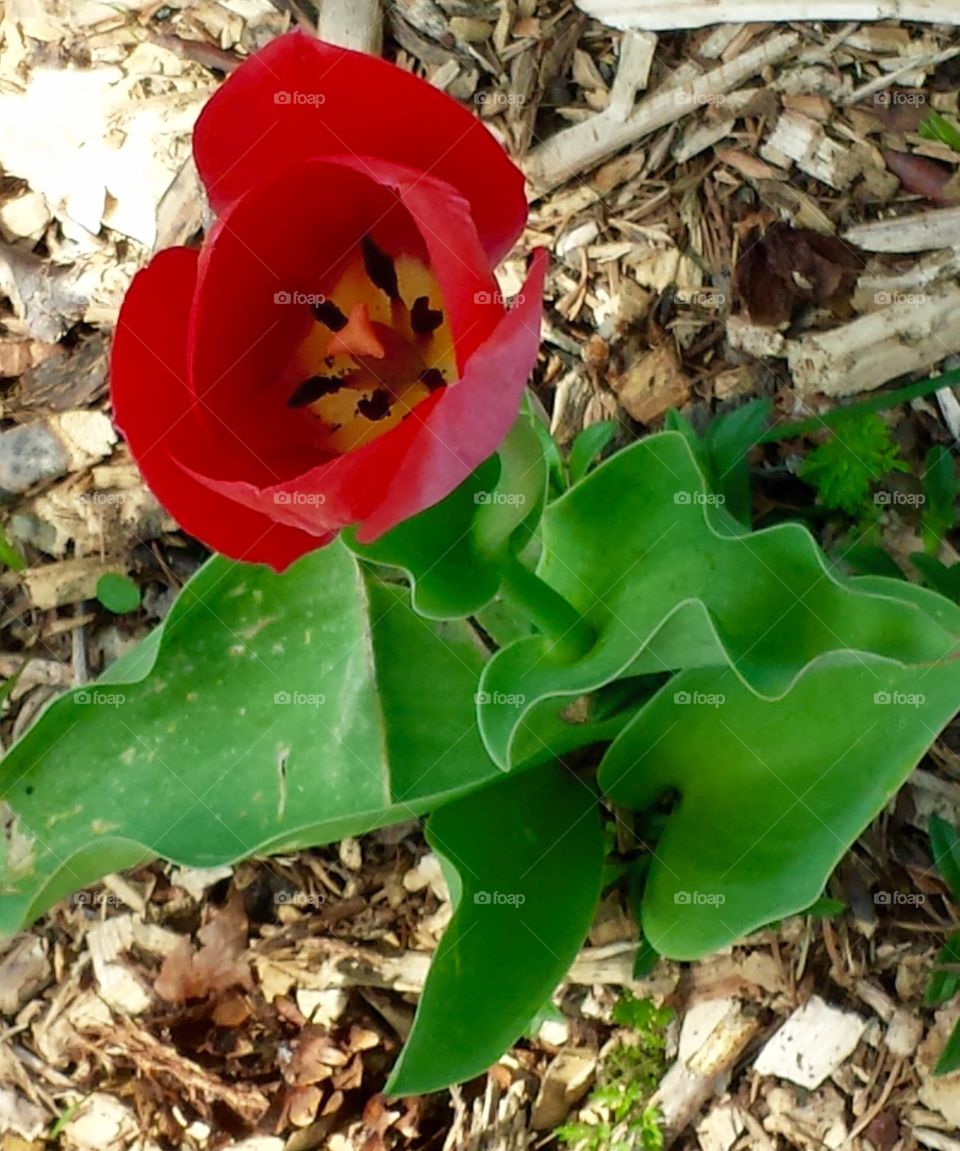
(920, 446, 959, 553)
(926, 816, 960, 1074)
(4, 425, 960, 1092)
(665, 398, 771, 526)
(919, 111, 960, 153)
(0, 523, 26, 573)
(95, 572, 141, 614)
(557, 993, 671, 1151)
(799, 411, 908, 517)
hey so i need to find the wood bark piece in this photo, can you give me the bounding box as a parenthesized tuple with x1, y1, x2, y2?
(0, 936, 50, 1015)
(610, 340, 692, 423)
(844, 206, 960, 253)
(22, 557, 130, 611)
(318, 0, 383, 54)
(530, 1051, 597, 1129)
(753, 995, 866, 1089)
(786, 285, 960, 396)
(651, 998, 759, 1147)
(760, 109, 858, 189)
(524, 32, 799, 193)
(573, 0, 960, 30)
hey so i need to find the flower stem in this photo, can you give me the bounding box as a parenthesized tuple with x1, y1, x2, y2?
(499, 558, 594, 658)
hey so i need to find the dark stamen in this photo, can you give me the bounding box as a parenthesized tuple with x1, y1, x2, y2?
(410, 296, 443, 336)
(357, 389, 392, 421)
(361, 235, 400, 301)
(287, 375, 343, 408)
(312, 299, 348, 331)
(420, 369, 445, 392)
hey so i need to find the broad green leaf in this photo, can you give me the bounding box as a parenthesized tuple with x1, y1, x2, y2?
(598, 658, 960, 958)
(345, 458, 501, 619)
(569, 421, 617, 485)
(930, 816, 960, 903)
(702, 397, 771, 525)
(842, 545, 906, 581)
(387, 762, 603, 1095)
(478, 433, 960, 771)
(0, 542, 502, 933)
(347, 410, 547, 619)
(472, 432, 960, 958)
(912, 553, 960, 602)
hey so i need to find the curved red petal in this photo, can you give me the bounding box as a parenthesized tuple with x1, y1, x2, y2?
(187, 159, 424, 478)
(187, 157, 504, 488)
(190, 249, 547, 539)
(192, 30, 527, 266)
(356, 247, 549, 540)
(110, 248, 329, 570)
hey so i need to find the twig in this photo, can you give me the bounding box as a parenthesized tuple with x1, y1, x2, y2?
(524, 32, 799, 194)
(573, 0, 960, 31)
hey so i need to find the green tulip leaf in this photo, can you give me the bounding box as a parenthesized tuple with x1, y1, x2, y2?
(0, 541, 503, 934)
(478, 432, 960, 770)
(387, 762, 603, 1096)
(473, 432, 960, 958)
(568, 420, 617, 485)
(598, 657, 960, 959)
(346, 407, 548, 620)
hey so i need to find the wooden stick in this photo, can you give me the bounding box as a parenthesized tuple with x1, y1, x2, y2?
(574, 0, 960, 31)
(524, 32, 799, 194)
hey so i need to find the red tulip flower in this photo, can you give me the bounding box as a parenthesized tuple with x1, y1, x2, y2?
(111, 31, 547, 570)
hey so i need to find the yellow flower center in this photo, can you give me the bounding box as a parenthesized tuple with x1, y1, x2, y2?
(286, 236, 456, 455)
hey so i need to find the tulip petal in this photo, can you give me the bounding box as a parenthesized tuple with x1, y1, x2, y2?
(187, 159, 426, 478)
(192, 30, 527, 266)
(189, 249, 547, 540)
(110, 248, 329, 570)
(356, 247, 549, 540)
